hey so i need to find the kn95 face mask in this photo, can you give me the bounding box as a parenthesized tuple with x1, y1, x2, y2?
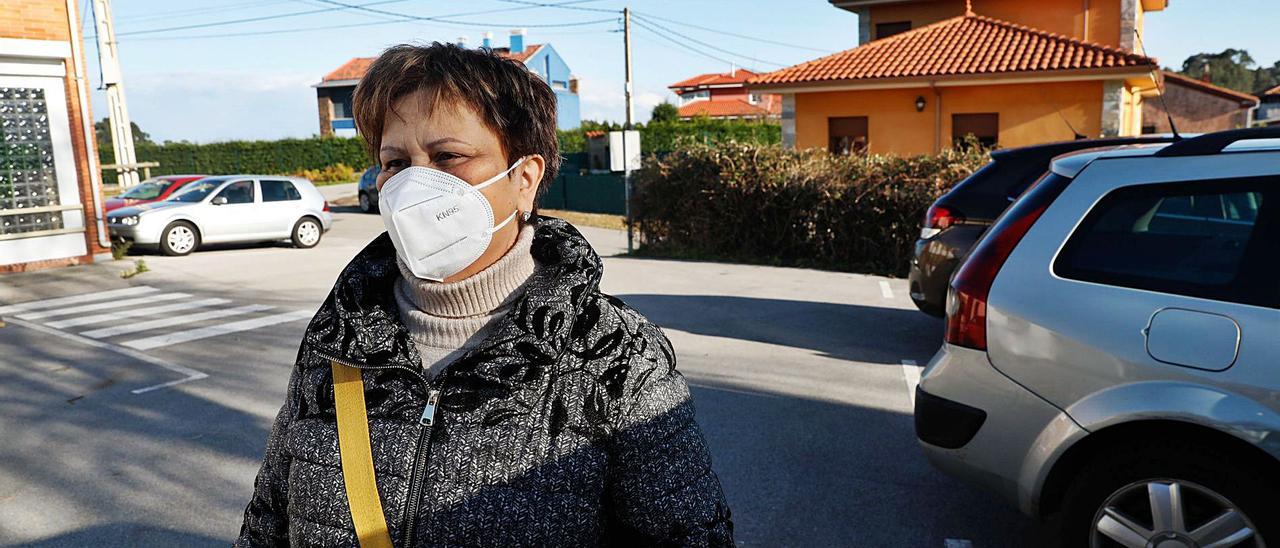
(378, 157, 525, 281)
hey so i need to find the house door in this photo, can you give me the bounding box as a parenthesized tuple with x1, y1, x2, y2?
(829, 116, 869, 155)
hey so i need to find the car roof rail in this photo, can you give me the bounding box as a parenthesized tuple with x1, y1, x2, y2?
(1153, 126, 1280, 157)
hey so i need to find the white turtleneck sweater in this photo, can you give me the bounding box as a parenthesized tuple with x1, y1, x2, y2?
(393, 222, 538, 379)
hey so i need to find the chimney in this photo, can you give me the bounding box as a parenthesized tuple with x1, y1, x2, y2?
(1200, 64, 1212, 84)
(510, 28, 526, 53)
(569, 76, 579, 94)
(482, 31, 493, 50)
(457, 36, 468, 48)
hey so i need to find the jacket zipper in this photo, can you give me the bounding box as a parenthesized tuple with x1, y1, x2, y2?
(317, 350, 441, 547)
(401, 388, 440, 547)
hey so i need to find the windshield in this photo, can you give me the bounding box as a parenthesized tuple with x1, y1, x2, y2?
(118, 180, 169, 200)
(166, 179, 223, 203)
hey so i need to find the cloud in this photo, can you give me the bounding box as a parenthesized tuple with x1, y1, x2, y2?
(577, 78, 674, 123)
(93, 70, 319, 143)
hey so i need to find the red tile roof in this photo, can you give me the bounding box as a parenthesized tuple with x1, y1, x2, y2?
(1263, 85, 1280, 96)
(1159, 71, 1260, 105)
(749, 14, 1157, 88)
(669, 69, 763, 90)
(321, 45, 545, 82)
(677, 99, 776, 119)
(323, 57, 374, 82)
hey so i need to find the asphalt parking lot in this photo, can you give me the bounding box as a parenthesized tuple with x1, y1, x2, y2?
(0, 202, 1040, 546)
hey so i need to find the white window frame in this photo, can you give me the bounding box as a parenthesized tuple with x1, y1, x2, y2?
(0, 39, 88, 264)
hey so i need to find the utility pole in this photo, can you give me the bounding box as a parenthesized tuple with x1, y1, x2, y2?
(92, 0, 140, 188)
(622, 6, 634, 253)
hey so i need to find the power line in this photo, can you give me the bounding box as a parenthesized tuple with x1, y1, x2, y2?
(493, 0, 618, 14)
(309, 0, 619, 28)
(116, 0, 407, 36)
(112, 19, 617, 42)
(115, 0, 300, 23)
(630, 17, 738, 69)
(632, 13, 785, 68)
(632, 9, 831, 54)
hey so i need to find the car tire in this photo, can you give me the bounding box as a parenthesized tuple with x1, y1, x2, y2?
(159, 221, 200, 256)
(1058, 438, 1277, 548)
(291, 216, 322, 249)
(358, 191, 377, 213)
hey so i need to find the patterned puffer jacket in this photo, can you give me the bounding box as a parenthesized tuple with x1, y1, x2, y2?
(234, 217, 733, 547)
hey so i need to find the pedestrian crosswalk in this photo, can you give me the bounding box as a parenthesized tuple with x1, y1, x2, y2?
(0, 285, 312, 351)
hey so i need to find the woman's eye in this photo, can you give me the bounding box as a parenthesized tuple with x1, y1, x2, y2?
(433, 152, 463, 164)
(382, 159, 407, 171)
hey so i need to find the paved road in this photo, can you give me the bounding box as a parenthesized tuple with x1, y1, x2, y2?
(0, 206, 1040, 546)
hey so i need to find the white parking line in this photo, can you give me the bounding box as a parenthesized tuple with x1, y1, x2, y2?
(0, 286, 157, 315)
(945, 539, 974, 548)
(16, 292, 189, 320)
(3, 316, 209, 394)
(879, 280, 895, 299)
(79, 304, 275, 339)
(45, 298, 232, 329)
(122, 309, 313, 350)
(901, 359, 923, 406)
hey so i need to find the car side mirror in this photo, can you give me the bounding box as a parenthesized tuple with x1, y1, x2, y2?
(211, 196, 228, 205)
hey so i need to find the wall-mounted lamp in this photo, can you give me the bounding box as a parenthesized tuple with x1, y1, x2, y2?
(915, 96, 927, 112)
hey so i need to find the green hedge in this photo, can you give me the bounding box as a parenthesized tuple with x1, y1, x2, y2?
(632, 142, 989, 277)
(557, 118, 780, 154)
(99, 137, 370, 184)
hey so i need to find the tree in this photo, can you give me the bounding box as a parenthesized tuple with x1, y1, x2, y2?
(1175, 49, 1280, 94)
(650, 101, 679, 123)
(94, 117, 152, 150)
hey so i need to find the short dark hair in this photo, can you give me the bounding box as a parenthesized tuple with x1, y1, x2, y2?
(352, 42, 561, 201)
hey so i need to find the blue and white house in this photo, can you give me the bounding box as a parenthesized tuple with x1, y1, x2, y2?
(315, 29, 581, 137)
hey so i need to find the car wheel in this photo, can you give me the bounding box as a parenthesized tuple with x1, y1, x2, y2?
(1060, 438, 1276, 548)
(292, 217, 322, 249)
(358, 191, 377, 213)
(160, 221, 199, 256)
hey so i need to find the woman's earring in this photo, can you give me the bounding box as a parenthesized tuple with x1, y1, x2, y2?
(521, 210, 532, 222)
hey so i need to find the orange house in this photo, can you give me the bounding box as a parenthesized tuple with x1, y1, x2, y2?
(748, 0, 1169, 155)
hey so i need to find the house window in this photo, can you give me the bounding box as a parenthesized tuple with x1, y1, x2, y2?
(552, 80, 569, 90)
(680, 90, 710, 105)
(1142, 124, 1158, 134)
(331, 88, 354, 119)
(952, 113, 999, 148)
(0, 87, 63, 235)
(875, 21, 911, 40)
(749, 93, 761, 104)
(829, 116, 869, 155)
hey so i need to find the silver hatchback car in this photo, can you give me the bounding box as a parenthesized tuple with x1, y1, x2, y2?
(916, 128, 1279, 547)
(107, 175, 333, 256)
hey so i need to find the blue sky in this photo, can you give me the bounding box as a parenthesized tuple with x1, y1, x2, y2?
(86, 0, 1280, 144)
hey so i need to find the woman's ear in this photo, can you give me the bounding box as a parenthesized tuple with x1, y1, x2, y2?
(514, 154, 545, 214)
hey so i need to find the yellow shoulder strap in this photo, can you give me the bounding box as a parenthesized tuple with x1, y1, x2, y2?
(331, 361, 395, 548)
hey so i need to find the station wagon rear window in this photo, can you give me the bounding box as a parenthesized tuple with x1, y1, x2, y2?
(1054, 177, 1277, 308)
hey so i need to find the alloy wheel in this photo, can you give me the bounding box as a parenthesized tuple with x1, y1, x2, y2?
(167, 226, 195, 254)
(1092, 479, 1262, 548)
(297, 220, 320, 247)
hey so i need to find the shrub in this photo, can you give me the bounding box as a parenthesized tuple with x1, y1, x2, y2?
(291, 163, 358, 184)
(100, 136, 370, 184)
(632, 142, 988, 277)
(558, 118, 780, 154)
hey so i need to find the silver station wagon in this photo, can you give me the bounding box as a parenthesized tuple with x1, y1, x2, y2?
(107, 175, 333, 256)
(915, 128, 1280, 547)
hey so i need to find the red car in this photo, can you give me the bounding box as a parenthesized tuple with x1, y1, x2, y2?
(105, 175, 208, 212)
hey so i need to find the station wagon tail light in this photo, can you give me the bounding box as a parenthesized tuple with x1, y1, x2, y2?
(323, 201, 331, 212)
(946, 173, 1071, 350)
(921, 204, 964, 239)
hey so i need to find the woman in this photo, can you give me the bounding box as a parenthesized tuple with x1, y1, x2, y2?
(235, 43, 733, 546)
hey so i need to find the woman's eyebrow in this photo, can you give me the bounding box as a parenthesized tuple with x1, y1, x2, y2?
(380, 144, 407, 157)
(424, 137, 467, 148)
